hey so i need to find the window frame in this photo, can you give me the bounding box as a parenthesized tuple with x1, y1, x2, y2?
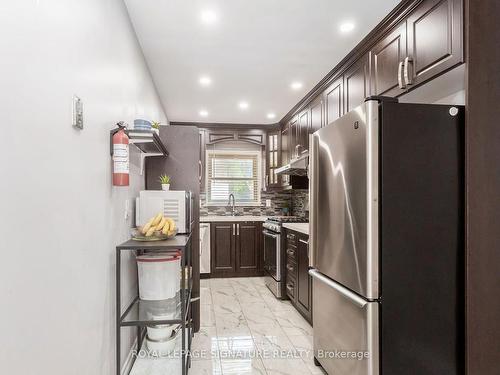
(205, 149, 262, 207)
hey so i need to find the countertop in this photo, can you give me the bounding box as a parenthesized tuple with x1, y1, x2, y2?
(200, 215, 268, 222)
(283, 222, 309, 235)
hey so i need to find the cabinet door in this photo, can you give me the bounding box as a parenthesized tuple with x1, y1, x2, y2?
(199, 130, 206, 190)
(289, 115, 298, 159)
(344, 54, 371, 113)
(236, 222, 261, 274)
(280, 123, 290, 187)
(266, 131, 280, 188)
(371, 21, 408, 97)
(310, 96, 324, 134)
(325, 76, 344, 126)
(298, 109, 309, 153)
(406, 0, 463, 86)
(211, 223, 235, 275)
(296, 234, 312, 322)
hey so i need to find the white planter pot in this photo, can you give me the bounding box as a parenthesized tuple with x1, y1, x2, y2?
(152, 128, 160, 135)
(161, 184, 170, 191)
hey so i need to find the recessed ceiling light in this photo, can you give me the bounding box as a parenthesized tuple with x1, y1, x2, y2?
(238, 101, 249, 110)
(291, 82, 303, 90)
(199, 76, 212, 86)
(339, 21, 355, 33)
(200, 10, 217, 25)
(199, 110, 209, 117)
(267, 113, 276, 119)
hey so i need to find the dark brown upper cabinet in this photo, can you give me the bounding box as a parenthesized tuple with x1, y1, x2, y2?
(206, 129, 265, 146)
(289, 115, 299, 158)
(309, 95, 324, 134)
(265, 130, 281, 189)
(199, 129, 206, 191)
(280, 121, 291, 187)
(344, 53, 371, 113)
(297, 109, 310, 155)
(370, 21, 408, 97)
(406, 0, 463, 87)
(324, 76, 344, 126)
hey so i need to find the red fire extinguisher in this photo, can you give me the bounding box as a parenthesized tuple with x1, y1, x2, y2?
(112, 125, 130, 186)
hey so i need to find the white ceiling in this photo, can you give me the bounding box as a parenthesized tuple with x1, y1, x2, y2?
(125, 0, 401, 125)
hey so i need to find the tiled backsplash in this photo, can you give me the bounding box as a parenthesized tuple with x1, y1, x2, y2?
(200, 190, 292, 216)
(291, 189, 309, 218)
(200, 189, 309, 218)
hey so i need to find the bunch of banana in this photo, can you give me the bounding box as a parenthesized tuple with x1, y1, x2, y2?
(141, 212, 177, 237)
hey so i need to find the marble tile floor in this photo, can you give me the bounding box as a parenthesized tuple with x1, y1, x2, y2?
(190, 277, 326, 375)
(130, 277, 326, 375)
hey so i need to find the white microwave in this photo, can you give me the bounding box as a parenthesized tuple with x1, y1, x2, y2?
(136, 190, 193, 234)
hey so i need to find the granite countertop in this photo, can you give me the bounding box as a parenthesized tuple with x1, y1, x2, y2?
(200, 215, 268, 222)
(283, 222, 309, 235)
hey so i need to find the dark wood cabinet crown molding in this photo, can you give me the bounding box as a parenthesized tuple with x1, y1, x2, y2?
(170, 121, 279, 130)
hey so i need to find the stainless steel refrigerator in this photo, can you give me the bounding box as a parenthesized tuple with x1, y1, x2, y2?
(309, 98, 464, 375)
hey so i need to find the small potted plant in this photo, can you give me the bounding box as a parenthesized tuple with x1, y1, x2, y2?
(159, 174, 171, 191)
(151, 121, 161, 135)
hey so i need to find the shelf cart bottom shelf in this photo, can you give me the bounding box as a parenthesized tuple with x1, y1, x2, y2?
(130, 331, 191, 375)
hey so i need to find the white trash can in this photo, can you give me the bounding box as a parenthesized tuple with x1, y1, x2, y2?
(137, 251, 181, 300)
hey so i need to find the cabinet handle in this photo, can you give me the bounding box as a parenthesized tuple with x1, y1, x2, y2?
(397, 61, 406, 89)
(237, 224, 240, 236)
(287, 264, 294, 272)
(198, 160, 203, 182)
(286, 283, 294, 292)
(286, 249, 295, 256)
(299, 239, 309, 245)
(404, 57, 413, 86)
(232, 224, 235, 236)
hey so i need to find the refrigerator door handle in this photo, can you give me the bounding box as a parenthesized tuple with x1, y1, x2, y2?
(308, 133, 318, 268)
(309, 269, 367, 308)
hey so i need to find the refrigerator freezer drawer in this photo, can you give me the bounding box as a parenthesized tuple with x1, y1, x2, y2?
(310, 270, 379, 375)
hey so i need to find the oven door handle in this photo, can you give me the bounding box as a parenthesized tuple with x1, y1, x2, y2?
(262, 230, 279, 238)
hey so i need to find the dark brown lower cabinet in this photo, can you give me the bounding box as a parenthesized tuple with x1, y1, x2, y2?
(296, 234, 312, 322)
(285, 229, 312, 324)
(211, 222, 235, 275)
(210, 221, 263, 278)
(236, 222, 261, 273)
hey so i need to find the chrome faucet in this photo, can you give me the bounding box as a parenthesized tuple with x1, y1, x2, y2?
(228, 193, 236, 216)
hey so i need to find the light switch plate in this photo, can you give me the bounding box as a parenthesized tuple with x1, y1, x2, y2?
(72, 95, 83, 129)
(266, 199, 272, 207)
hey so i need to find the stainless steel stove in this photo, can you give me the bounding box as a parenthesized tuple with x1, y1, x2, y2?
(263, 216, 308, 298)
(263, 216, 308, 233)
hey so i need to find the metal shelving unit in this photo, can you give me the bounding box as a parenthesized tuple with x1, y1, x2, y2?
(116, 234, 193, 375)
(110, 125, 169, 175)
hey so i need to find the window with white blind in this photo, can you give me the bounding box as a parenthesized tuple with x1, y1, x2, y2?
(206, 150, 261, 206)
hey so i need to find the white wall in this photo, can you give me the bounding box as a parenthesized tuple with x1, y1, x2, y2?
(0, 1, 166, 374)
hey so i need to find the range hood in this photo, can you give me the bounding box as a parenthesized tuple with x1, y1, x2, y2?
(276, 153, 308, 176)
